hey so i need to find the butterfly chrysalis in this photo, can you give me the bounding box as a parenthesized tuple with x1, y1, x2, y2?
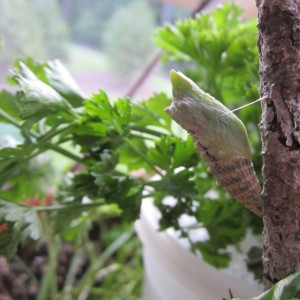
(165, 70, 262, 217)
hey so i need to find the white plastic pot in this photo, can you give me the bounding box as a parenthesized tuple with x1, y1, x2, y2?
(135, 199, 262, 300)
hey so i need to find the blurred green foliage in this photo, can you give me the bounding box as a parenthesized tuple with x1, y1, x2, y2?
(0, 0, 69, 69)
(103, 0, 156, 74)
(65, 0, 134, 48)
(0, 0, 45, 68)
(32, 0, 70, 60)
(62, 0, 187, 48)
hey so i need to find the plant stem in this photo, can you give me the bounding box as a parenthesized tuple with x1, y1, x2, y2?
(123, 137, 164, 177)
(37, 219, 59, 300)
(37, 123, 72, 144)
(129, 132, 158, 141)
(62, 247, 84, 300)
(76, 230, 133, 300)
(0, 108, 20, 127)
(46, 144, 84, 163)
(129, 125, 167, 137)
(0, 108, 85, 164)
(35, 200, 104, 212)
(0, 108, 39, 139)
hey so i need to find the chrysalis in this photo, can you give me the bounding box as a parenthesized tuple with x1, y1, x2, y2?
(165, 70, 262, 217)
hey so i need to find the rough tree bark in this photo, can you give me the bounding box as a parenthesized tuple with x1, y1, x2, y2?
(256, 0, 300, 289)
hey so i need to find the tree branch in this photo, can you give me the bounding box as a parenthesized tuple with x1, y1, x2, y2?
(256, 0, 300, 289)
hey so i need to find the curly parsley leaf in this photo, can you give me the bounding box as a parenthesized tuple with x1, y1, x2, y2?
(0, 199, 43, 257)
(153, 2, 258, 104)
(131, 93, 172, 131)
(148, 135, 198, 171)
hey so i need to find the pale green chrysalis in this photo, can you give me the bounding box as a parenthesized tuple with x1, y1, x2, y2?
(165, 70, 262, 217)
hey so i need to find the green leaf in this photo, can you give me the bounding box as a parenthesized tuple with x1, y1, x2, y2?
(92, 150, 119, 174)
(62, 147, 143, 222)
(81, 90, 131, 137)
(148, 135, 198, 171)
(152, 168, 197, 199)
(45, 59, 85, 108)
(118, 94, 174, 173)
(0, 90, 21, 121)
(119, 136, 151, 172)
(246, 246, 263, 283)
(9, 57, 48, 85)
(64, 173, 100, 202)
(172, 135, 198, 168)
(72, 92, 132, 163)
(0, 144, 36, 183)
(113, 98, 132, 134)
(54, 203, 121, 241)
(148, 136, 173, 170)
(233, 272, 300, 300)
(13, 62, 76, 129)
(90, 150, 143, 220)
(0, 153, 52, 201)
(93, 173, 142, 220)
(0, 199, 43, 257)
(195, 198, 247, 267)
(197, 242, 231, 268)
(75, 121, 108, 138)
(131, 93, 172, 131)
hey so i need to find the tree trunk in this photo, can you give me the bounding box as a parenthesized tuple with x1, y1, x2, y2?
(256, 0, 300, 289)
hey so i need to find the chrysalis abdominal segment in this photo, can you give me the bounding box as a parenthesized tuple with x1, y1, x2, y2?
(165, 70, 262, 217)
